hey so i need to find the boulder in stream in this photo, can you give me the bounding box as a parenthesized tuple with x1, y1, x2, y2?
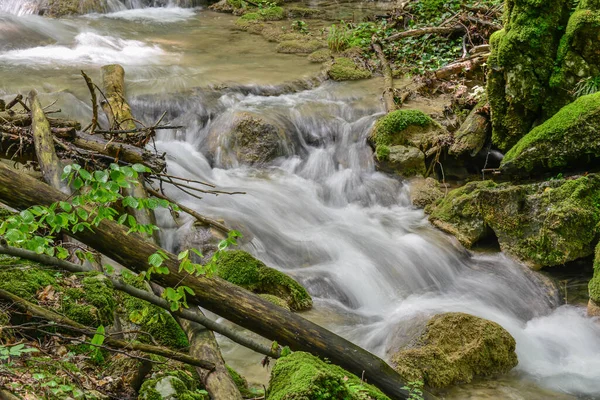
(207, 112, 291, 167)
(588, 242, 600, 317)
(409, 177, 444, 208)
(267, 351, 390, 400)
(327, 57, 372, 81)
(427, 174, 600, 268)
(390, 312, 518, 389)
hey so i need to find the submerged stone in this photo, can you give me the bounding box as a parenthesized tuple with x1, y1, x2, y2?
(501, 91, 600, 177)
(327, 57, 371, 81)
(215, 250, 312, 311)
(267, 352, 390, 400)
(276, 39, 325, 54)
(391, 312, 517, 389)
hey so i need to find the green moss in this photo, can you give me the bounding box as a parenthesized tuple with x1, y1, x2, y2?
(259, 294, 291, 310)
(215, 250, 312, 311)
(427, 181, 496, 247)
(139, 370, 208, 400)
(267, 352, 390, 400)
(307, 48, 331, 63)
(226, 365, 263, 398)
(589, 243, 600, 302)
(122, 275, 189, 350)
(327, 57, 371, 81)
(276, 40, 325, 54)
(0, 266, 56, 301)
(392, 313, 517, 388)
(61, 274, 116, 328)
(227, 0, 243, 8)
(369, 110, 436, 162)
(259, 6, 284, 20)
(286, 7, 321, 18)
(235, 13, 265, 31)
(487, 0, 572, 150)
(501, 91, 600, 175)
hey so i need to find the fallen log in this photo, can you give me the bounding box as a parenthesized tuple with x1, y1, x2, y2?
(71, 131, 166, 172)
(101, 64, 136, 131)
(434, 56, 488, 80)
(386, 25, 465, 42)
(0, 111, 81, 129)
(0, 288, 216, 371)
(0, 163, 428, 400)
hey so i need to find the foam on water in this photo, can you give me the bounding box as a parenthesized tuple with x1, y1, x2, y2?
(0, 31, 170, 65)
(91, 6, 198, 22)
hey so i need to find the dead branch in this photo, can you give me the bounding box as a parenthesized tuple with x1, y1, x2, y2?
(81, 71, 100, 134)
(372, 39, 397, 112)
(386, 25, 465, 42)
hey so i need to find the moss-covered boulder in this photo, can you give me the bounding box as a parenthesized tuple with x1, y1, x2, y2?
(549, 3, 600, 112)
(409, 177, 444, 209)
(369, 110, 445, 158)
(449, 98, 490, 157)
(267, 352, 390, 400)
(43, 0, 104, 17)
(208, 112, 291, 167)
(391, 312, 518, 388)
(307, 49, 331, 63)
(500, 92, 600, 177)
(138, 370, 208, 400)
(61, 274, 116, 327)
(327, 57, 371, 81)
(276, 39, 325, 54)
(487, 0, 572, 151)
(427, 174, 600, 268)
(376, 145, 426, 178)
(588, 242, 600, 316)
(215, 250, 312, 311)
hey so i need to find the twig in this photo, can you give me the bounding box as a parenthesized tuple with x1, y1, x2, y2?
(81, 71, 99, 134)
(154, 173, 216, 188)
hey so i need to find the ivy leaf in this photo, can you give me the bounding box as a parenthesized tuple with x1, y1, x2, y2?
(148, 253, 164, 267)
(177, 250, 189, 260)
(132, 164, 150, 173)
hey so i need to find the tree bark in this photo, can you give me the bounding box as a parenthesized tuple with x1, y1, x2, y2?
(372, 40, 397, 112)
(386, 25, 465, 42)
(0, 163, 424, 400)
(0, 111, 80, 129)
(434, 56, 488, 80)
(29, 90, 66, 193)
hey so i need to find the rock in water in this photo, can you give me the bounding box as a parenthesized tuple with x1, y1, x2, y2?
(588, 243, 600, 317)
(427, 174, 600, 268)
(207, 112, 291, 167)
(409, 177, 444, 209)
(390, 313, 518, 388)
(501, 92, 600, 177)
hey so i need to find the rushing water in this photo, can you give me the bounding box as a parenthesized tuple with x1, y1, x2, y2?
(2, 3, 600, 399)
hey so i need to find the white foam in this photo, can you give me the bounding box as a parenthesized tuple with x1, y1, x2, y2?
(91, 7, 197, 22)
(0, 31, 171, 65)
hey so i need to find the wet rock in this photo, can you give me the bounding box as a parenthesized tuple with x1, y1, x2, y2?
(390, 312, 518, 389)
(588, 242, 600, 316)
(487, 0, 571, 151)
(327, 57, 371, 81)
(449, 99, 490, 157)
(207, 111, 291, 167)
(215, 250, 312, 311)
(267, 352, 390, 400)
(258, 294, 290, 311)
(427, 174, 600, 268)
(409, 177, 444, 209)
(43, 0, 104, 17)
(378, 145, 426, 178)
(307, 48, 331, 63)
(501, 92, 600, 177)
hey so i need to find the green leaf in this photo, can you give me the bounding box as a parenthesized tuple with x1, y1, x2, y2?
(177, 250, 189, 260)
(191, 248, 203, 257)
(79, 169, 92, 181)
(129, 310, 144, 324)
(91, 325, 105, 346)
(132, 164, 150, 173)
(73, 178, 84, 190)
(76, 208, 89, 221)
(59, 202, 72, 212)
(122, 196, 139, 209)
(117, 214, 128, 225)
(94, 170, 109, 183)
(148, 253, 163, 267)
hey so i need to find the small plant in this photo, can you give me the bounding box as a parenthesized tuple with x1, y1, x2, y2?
(291, 20, 308, 34)
(328, 23, 351, 52)
(401, 380, 425, 400)
(573, 75, 600, 98)
(0, 344, 38, 361)
(89, 325, 106, 364)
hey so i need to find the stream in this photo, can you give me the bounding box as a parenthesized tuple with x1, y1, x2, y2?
(1, 3, 600, 399)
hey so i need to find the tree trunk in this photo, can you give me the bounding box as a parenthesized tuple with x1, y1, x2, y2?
(0, 163, 422, 400)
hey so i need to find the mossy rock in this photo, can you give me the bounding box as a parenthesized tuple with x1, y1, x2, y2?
(0, 265, 56, 301)
(588, 242, 600, 304)
(44, 0, 104, 17)
(391, 312, 518, 388)
(138, 370, 208, 400)
(377, 145, 426, 178)
(61, 274, 116, 327)
(409, 177, 444, 209)
(487, 0, 572, 150)
(427, 180, 496, 247)
(369, 109, 444, 161)
(307, 48, 331, 63)
(286, 7, 321, 18)
(207, 111, 291, 167)
(215, 250, 312, 311)
(235, 13, 266, 31)
(226, 365, 263, 398)
(267, 352, 390, 400)
(121, 276, 189, 350)
(276, 39, 325, 54)
(258, 6, 284, 20)
(501, 91, 600, 177)
(427, 175, 600, 268)
(258, 294, 290, 311)
(327, 57, 371, 81)
(548, 5, 600, 113)
(449, 98, 490, 157)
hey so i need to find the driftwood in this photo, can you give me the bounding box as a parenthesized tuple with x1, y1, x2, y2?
(434, 55, 488, 80)
(0, 111, 80, 129)
(0, 288, 216, 371)
(101, 64, 136, 131)
(386, 25, 465, 42)
(372, 40, 397, 112)
(0, 163, 430, 400)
